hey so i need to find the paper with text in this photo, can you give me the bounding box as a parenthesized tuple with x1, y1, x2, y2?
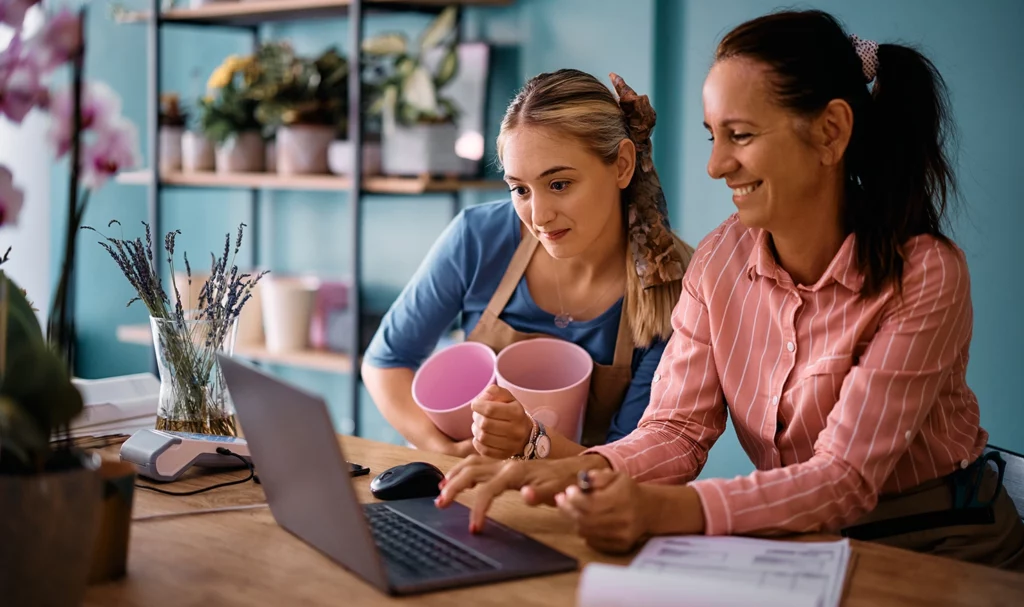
(577, 536, 851, 607)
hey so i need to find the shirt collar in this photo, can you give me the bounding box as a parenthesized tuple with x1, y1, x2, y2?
(745, 229, 864, 292)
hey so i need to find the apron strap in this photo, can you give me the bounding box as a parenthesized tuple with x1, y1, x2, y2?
(482, 232, 539, 318)
(611, 303, 634, 368)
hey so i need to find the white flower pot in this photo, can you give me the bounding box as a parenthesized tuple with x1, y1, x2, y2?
(215, 132, 264, 174)
(260, 276, 320, 353)
(158, 126, 183, 173)
(382, 120, 461, 176)
(327, 140, 383, 176)
(181, 131, 215, 173)
(276, 125, 335, 175)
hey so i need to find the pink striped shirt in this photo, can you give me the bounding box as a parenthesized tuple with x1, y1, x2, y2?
(587, 214, 987, 536)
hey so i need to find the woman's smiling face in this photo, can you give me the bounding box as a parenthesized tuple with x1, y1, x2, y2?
(703, 57, 832, 232)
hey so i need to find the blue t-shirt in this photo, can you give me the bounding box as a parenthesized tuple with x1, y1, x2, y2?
(364, 200, 666, 442)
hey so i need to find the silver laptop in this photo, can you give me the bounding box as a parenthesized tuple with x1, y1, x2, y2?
(217, 354, 578, 596)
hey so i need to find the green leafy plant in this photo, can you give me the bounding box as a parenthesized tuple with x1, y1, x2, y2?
(0, 272, 85, 473)
(248, 41, 350, 136)
(197, 54, 261, 145)
(363, 5, 461, 127)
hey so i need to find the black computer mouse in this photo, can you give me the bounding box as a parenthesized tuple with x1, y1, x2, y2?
(369, 461, 445, 501)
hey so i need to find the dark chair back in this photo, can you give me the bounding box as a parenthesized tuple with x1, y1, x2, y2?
(984, 444, 1024, 520)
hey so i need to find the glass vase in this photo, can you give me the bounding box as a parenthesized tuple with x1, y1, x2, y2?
(150, 313, 239, 437)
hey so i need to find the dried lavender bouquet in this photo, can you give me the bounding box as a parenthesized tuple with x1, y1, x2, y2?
(86, 221, 266, 435)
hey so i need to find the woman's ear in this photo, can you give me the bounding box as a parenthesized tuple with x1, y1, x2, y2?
(616, 138, 637, 188)
(815, 99, 854, 167)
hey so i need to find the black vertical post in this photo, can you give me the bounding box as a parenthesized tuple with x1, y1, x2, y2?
(348, 0, 365, 437)
(250, 26, 261, 271)
(147, 0, 161, 374)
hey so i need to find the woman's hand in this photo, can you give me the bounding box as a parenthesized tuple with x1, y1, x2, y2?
(435, 454, 608, 532)
(555, 469, 653, 554)
(469, 386, 534, 459)
(435, 437, 476, 458)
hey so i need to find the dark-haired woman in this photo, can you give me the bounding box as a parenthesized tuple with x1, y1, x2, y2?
(436, 10, 1024, 570)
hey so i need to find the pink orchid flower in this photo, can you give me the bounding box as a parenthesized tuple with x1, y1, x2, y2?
(0, 166, 25, 227)
(0, 35, 46, 123)
(0, 0, 40, 30)
(82, 118, 140, 190)
(25, 7, 81, 72)
(48, 81, 123, 158)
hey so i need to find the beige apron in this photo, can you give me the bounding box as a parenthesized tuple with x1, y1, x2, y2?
(841, 457, 1024, 572)
(466, 233, 634, 447)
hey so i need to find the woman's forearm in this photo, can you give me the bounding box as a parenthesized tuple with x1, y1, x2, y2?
(361, 362, 467, 454)
(641, 484, 706, 536)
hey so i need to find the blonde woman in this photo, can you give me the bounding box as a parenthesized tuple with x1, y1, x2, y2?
(363, 70, 693, 460)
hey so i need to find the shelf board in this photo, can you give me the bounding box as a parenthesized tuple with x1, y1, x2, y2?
(116, 324, 354, 374)
(120, 0, 513, 26)
(116, 170, 506, 194)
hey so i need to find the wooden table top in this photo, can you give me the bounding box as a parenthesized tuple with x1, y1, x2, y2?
(83, 435, 1024, 606)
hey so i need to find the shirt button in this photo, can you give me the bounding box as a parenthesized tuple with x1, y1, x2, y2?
(653, 373, 661, 383)
(770, 395, 779, 405)
(905, 431, 912, 441)
(961, 459, 970, 469)
(786, 341, 796, 353)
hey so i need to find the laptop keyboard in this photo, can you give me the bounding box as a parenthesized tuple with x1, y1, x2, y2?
(364, 504, 497, 579)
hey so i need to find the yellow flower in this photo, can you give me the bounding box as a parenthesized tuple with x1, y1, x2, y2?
(207, 66, 232, 89)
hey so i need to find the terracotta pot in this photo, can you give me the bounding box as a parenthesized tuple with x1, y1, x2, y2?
(158, 126, 183, 173)
(276, 125, 335, 175)
(88, 458, 136, 584)
(0, 452, 103, 606)
(215, 131, 265, 174)
(182, 131, 215, 172)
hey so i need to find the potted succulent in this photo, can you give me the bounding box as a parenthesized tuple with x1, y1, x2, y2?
(159, 92, 186, 174)
(363, 5, 462, 176)
(249, 41, 349, 175)
(198, 53, 264, 173)
(0, 5, 140, 603)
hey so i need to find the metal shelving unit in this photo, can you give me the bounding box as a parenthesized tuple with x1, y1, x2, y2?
(126, 0, 511, 436)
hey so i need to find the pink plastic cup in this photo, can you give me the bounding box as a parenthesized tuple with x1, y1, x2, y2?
(495, 338, 594, 442)
(412, 342, 496, 440)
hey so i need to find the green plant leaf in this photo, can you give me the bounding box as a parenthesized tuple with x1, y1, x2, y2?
(419, 6, 457, 52)
(0, 274, 84, 468)
(0, 395, 47, 465)
(362, 33, 408, 56)
(402, 65, 439, 115)
(434, 47, 459, 89)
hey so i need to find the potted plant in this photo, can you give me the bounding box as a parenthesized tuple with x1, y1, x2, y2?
(198, 53, 264, 173)
(363, 5, 463, 176)
(0, 5, 139, 603)
(159, 92, 186, 174)
(247, 41, 349, 175)
(87, 222, 265, 436)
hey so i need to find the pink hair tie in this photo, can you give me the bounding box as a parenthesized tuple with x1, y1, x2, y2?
(850, 34, 879, 82)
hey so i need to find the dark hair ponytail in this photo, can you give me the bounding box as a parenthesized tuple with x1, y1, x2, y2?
(717, 10, 959, 297)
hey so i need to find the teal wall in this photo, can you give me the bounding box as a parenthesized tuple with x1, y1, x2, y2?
(57, 0, 1022, 477)
(60, 0, 657, 444)
(654, 0, 1024, 478)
